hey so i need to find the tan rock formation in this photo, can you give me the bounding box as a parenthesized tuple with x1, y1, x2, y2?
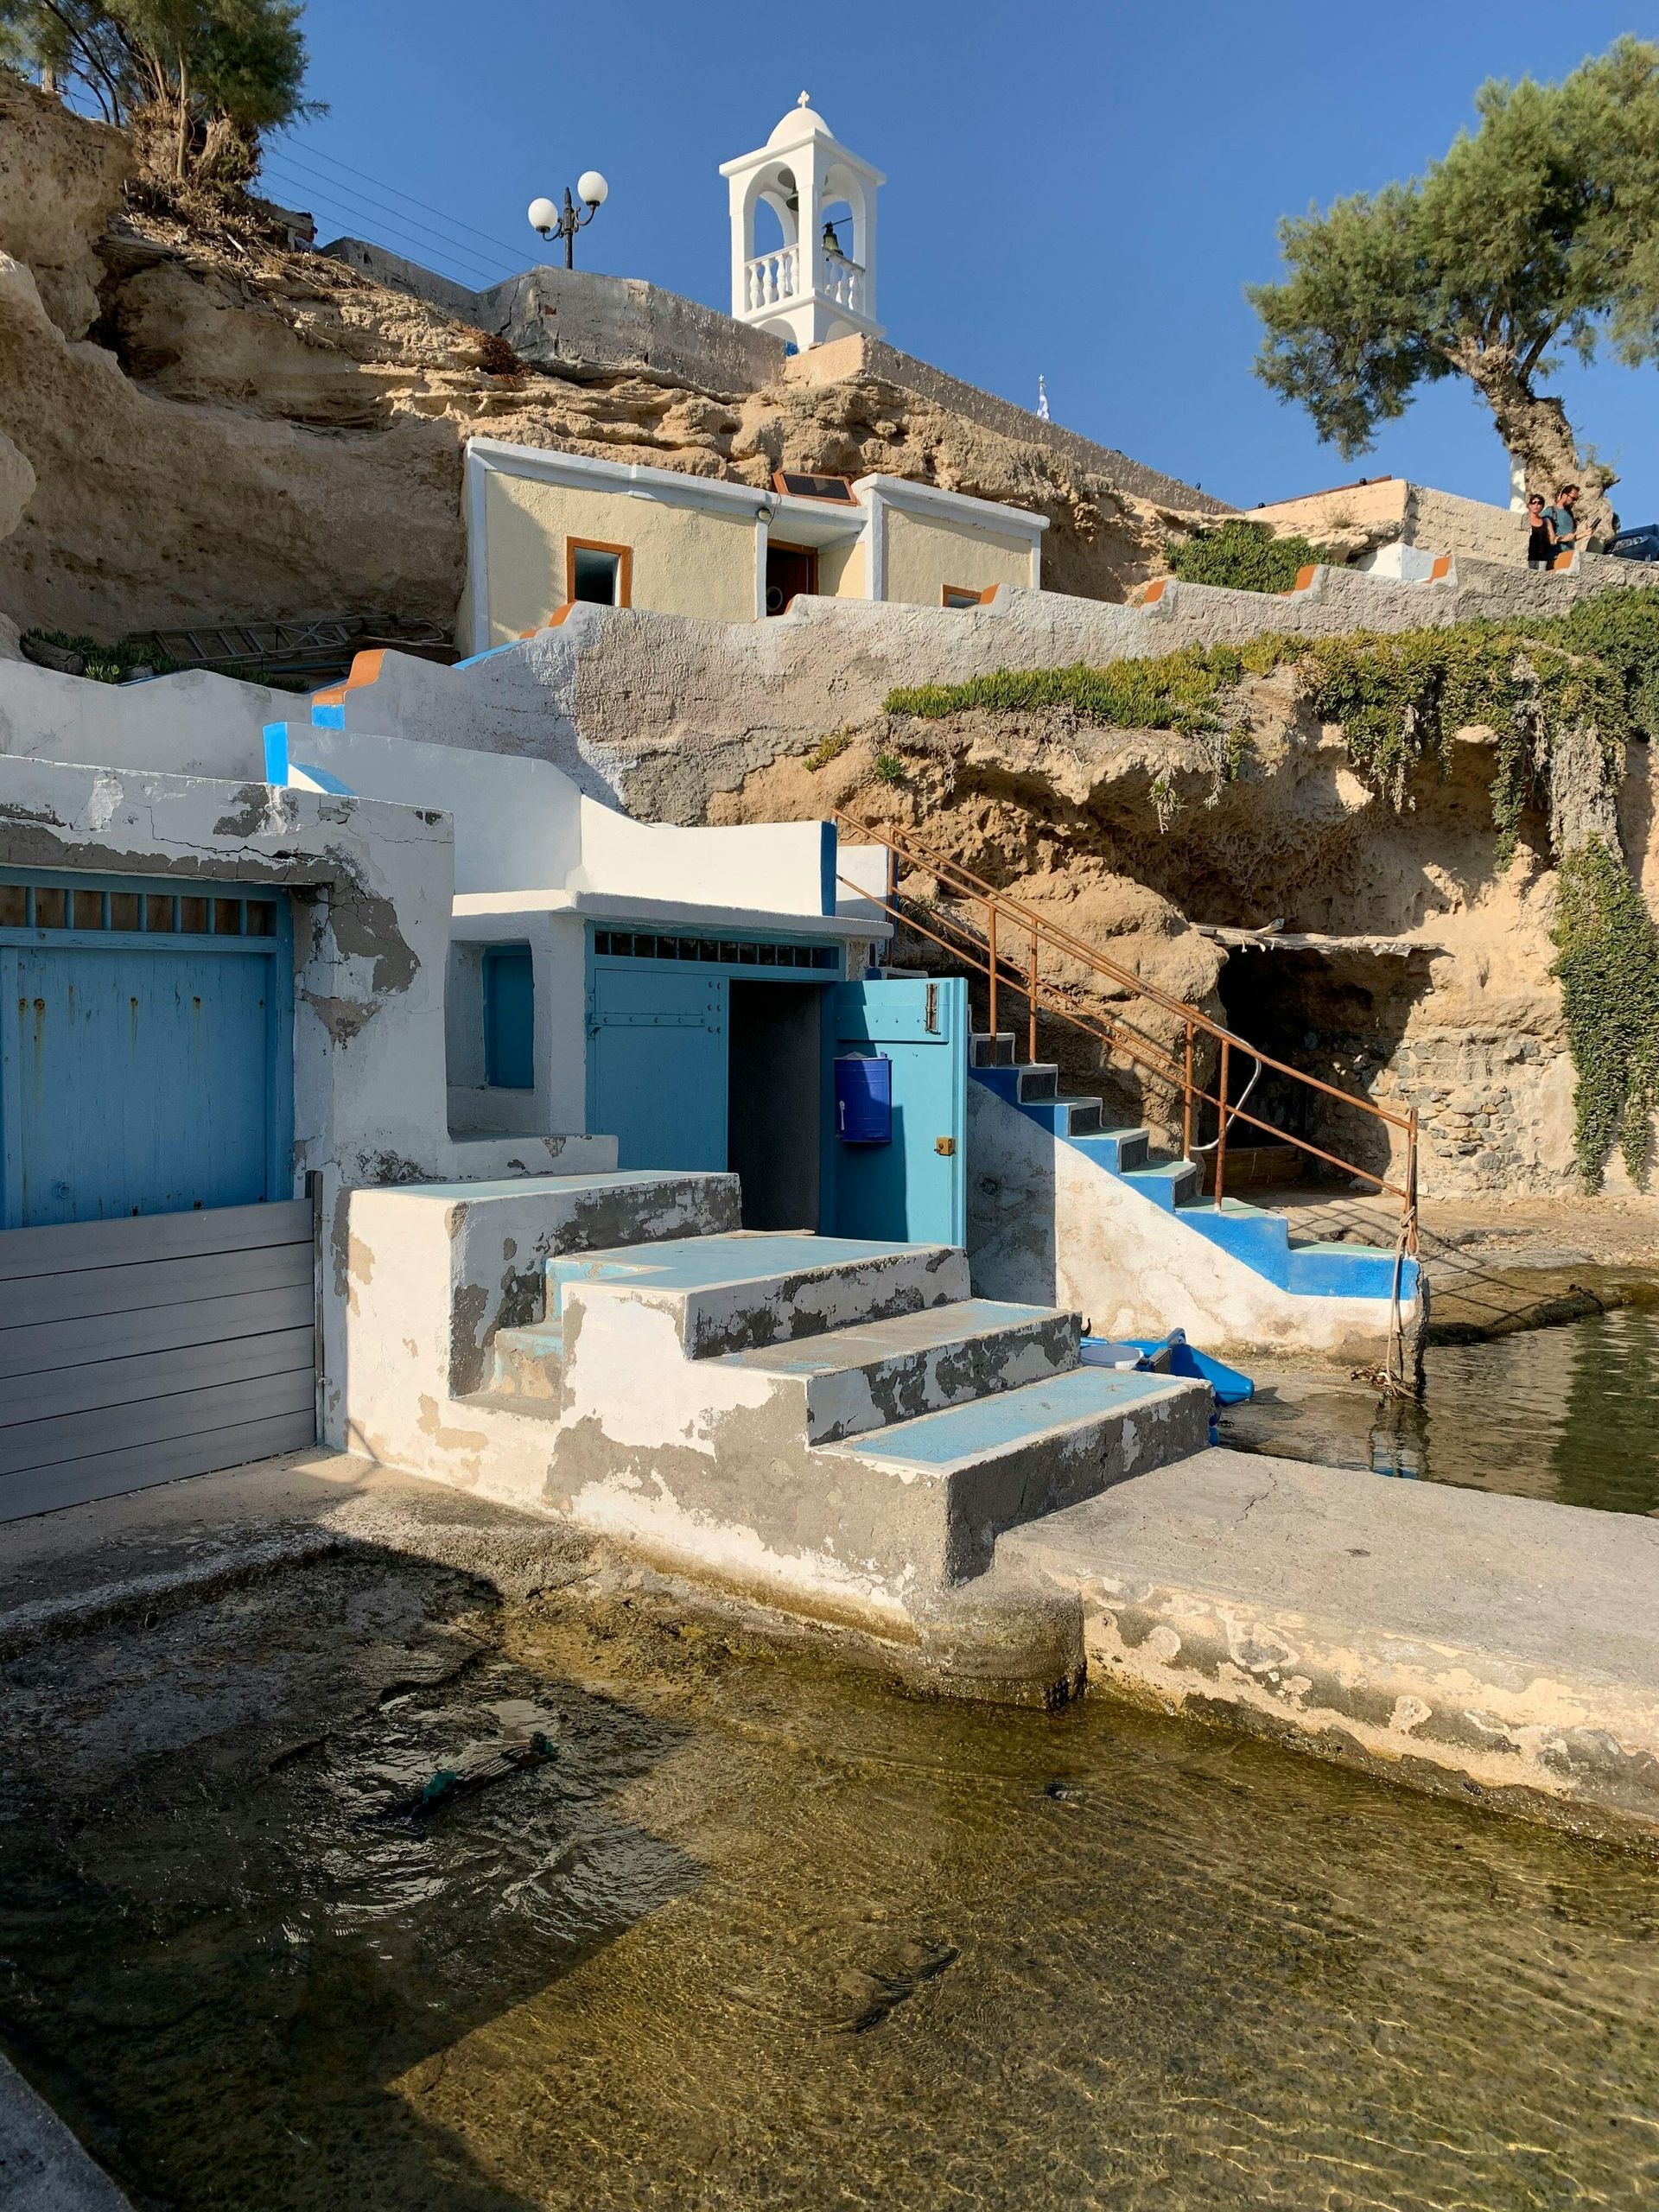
(701, 680, 1651, 1200)
(0, 77, 1209, 643)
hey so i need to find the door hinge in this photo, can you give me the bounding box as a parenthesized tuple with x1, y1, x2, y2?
(925, 982, 939, 1034)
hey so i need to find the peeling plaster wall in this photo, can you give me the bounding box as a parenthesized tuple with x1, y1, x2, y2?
(966, 1083, 1410, 1364)
(0, 754, 616, 1441)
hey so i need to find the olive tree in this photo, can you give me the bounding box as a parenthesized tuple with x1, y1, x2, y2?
(1, 0, 314, 187)
(1249, 38, 1659, 541)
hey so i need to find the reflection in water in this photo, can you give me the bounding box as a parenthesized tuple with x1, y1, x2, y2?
(1224, 1306, 1659, 1516)
(2, 1559, 1657, 2211)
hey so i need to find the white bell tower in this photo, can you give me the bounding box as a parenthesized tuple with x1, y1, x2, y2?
(719, 94, 885, 352)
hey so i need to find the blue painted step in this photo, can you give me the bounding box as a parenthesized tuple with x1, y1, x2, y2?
(969, 1036, 1418, 1303)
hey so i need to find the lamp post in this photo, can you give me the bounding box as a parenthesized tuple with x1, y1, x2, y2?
(527, 173, 609, 270)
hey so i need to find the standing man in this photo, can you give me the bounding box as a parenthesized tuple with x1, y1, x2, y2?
(1546, 485, 1580, 563)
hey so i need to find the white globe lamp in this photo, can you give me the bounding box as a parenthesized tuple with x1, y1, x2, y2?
(576, 170, 609, 208)
(527, 196, 559, 238)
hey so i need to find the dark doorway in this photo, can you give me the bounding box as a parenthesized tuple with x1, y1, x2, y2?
(728, 982, 822, 1230)
(765, 541, 818, 616)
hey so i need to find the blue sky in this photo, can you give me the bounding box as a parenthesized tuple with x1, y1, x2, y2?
(267, 3, 1659, 521)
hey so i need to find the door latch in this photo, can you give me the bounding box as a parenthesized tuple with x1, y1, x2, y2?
(934, 1136, 957, 1156)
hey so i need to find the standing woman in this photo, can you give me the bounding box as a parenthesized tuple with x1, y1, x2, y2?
(1525, 493, 1554, 568)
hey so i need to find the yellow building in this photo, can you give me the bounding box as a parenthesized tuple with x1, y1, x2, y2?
(463, 436, 1046, 651)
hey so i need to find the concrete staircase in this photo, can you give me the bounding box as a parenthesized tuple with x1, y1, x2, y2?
(969, 1032, 1414, 1304)
(473, 1217, 1211, 1592)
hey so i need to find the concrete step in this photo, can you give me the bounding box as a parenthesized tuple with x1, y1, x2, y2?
(1069, 1127, 1152, 1174)
(547, 1231, 972, 1358)
(717, 1298, 1080, 1445)
(970, 1032, 1017, 1068)
(973, 1062, 1058, 1104)
(1174, 1195, 1292, 1271)
(488, 1321, 564, 1402)
(1284, 1238, 1405, 1298)
(819, 1365, 1213, 1580)
(1019, 1095, 1103, 1138)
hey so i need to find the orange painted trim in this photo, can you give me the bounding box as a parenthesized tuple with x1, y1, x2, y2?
(565, 536, 633, 608)
(309, 647, 387, 709)
(941, 583, 997, 609)
(1429, 554, 1452, 582)
(1293, 563, 1319, 592)
(1551, 549, 1576, 572)
(1139, 578, 1169, 606)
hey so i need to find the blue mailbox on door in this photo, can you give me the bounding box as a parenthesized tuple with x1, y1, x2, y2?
(835, 1053, 893, 1144)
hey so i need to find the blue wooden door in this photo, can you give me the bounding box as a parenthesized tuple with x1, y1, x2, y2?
(830, 978, 966, 1246)
(588, 964, 728, 1172)
(1, 883, 291, 1230)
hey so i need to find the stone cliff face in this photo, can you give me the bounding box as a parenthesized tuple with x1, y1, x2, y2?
(0, 79, 1207, 642)
(686, 682, 1653, 1201)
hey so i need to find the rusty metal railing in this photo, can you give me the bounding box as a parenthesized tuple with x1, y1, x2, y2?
(834, 806, 1418, 1249)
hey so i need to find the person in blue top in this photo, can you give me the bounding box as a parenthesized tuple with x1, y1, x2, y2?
(1546, 485, 1580, 562)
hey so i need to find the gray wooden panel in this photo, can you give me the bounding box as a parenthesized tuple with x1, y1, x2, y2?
(0, 1411, 320, 1523)
(0, 1283, 313, 1382)
(1, 1327, 313, 1430)
(0, 1368, 316, 1478)
(0, 1199, 312, 1282)
(0, 1241, 314, 1331)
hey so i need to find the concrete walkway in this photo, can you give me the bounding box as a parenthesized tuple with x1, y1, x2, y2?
(1006, 1447, 1659, 1845)
(4, 1444, 1658, 1846)
(0, 2055, 132, 2210)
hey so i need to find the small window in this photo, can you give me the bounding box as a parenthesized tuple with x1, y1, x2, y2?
(943, 584, 991, 610)
(34, 887, 67, 929)
(71, 889, 105, 929)
(567, 537, 632, 607)
(0, 886, 26, 928)
(108, 893, 141, 931)
(145, 894, 177, 932)
(180, 897, 209, 934)
(213, 899, 244, 936)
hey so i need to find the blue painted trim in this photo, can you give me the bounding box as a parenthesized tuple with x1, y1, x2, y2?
(289, 762, 356, 796)
(0, 864, 283, 901)
(262, 723, 289, 785)
(309, 703, 346, 730)
(819, 820, 836, 917)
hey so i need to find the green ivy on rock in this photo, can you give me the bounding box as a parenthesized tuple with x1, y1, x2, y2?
(1162, 519, 1328, 594)
(1551, 839, 1659, 1189)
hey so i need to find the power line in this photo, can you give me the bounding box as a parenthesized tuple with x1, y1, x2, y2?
(269, 144, 521, 272)
(258, 158, 512, 287)
(260, 155, 517, 283)
(279, 137, 528, 263)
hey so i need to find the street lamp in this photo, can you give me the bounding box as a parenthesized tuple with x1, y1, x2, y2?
(527, 172, 609, 270)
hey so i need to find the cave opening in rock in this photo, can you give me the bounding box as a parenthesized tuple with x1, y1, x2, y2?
(1213, 944, 1436, 1193)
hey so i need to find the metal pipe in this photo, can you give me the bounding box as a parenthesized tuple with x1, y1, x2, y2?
(1182, 1023, 1193, 1159)
(988, 900, 998, 1042)
(1214, 1036, 1230, 1210)
(1028, 930, 1039, 1064)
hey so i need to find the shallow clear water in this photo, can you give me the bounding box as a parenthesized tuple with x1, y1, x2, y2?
(2, 1553, 1656, 2209)
(1222, 1306, 1659, 1517)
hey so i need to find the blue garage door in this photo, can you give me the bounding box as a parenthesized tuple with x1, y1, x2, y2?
(588, 963, 728, 1172)
(1, 875, 293, 1230)
(830, 977, 967, 1247)
(0, 873, 310, 1519)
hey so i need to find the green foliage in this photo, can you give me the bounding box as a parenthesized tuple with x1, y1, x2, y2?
(3, 0, 316, 184)
(1551, 839, 1659, 1188)
(1164, 520, 1325, 595)
(887, 645, 1250, 737)
(872, 751, 907, 785)
(1248, 39, 1659, 476)
(803, 729, 851, 772)
(22, 628, 180, 683)
(883, 586, 1659, 870)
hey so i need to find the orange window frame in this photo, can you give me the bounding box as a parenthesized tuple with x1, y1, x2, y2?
(942, 583, 996, 608)
(564, 536, 633, 609)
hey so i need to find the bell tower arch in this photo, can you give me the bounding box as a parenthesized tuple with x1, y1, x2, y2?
(719, 94, 885, 352)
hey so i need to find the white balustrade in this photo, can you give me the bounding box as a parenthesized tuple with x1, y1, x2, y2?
(743, 245, 799, 310)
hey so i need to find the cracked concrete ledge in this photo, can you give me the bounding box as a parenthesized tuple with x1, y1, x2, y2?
(0, 2052, 133, 2210)
(1004, 1447, 1659, 1848)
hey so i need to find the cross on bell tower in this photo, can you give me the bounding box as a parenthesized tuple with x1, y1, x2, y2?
(719, 94, 885, 352)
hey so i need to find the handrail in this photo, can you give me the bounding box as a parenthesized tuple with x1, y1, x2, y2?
(834, 806, 1419, 1243)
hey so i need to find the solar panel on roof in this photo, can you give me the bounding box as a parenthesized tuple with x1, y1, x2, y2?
(772, 471, 858, 504)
